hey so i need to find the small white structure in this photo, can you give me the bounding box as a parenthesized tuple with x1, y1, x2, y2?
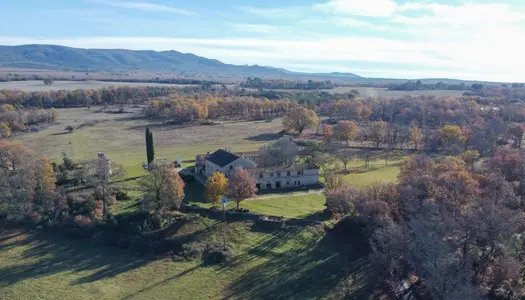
(195, 149, 320, 191)
(97, 152, 112, 179)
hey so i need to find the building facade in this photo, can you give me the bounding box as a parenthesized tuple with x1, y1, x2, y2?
(195, 149, 319, 191)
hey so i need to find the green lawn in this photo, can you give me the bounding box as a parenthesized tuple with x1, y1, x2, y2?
(194, 193, 326, 219)
(0, 218, 373, 300)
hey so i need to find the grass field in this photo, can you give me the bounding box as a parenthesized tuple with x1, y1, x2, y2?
(0, 80, 197, 91)
(194, 193, 327, 219)
(0, 220, 374, 300)
(325, 87, 466, 98)
(16, 107, 278, 177)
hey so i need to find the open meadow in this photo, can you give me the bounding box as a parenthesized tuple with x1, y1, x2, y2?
(324, 86, 467, 98)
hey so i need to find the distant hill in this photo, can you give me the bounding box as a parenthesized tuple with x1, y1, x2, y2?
(0, 44, 361, 80)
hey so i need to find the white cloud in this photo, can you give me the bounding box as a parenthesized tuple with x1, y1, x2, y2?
(1, 35, 524, 81)
(232, 6, 299, 18)
(228, 23, 279, 34)
(393, 3, 525, 26)
(89, 0, 196, 16)
(332, 18, 394, 31)
(314, 0, 398, 17)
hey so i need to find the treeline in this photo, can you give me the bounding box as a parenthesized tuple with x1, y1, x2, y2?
(388, 80, 474, 91)
(0, 86, 178, 108)
(241, 77, 334, 90)
(143, 97, 296, 122)
(324, 149, 525, 299)
(239, 89, 359, 108)
(0, 104, 58, 138)
(0, 74, 216, 85)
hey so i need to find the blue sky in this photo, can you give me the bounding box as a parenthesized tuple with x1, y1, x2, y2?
(1, 0, 525, 81)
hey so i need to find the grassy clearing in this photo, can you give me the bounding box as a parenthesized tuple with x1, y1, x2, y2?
(340, 159, 402, 187)
(194, 193, 326, 219)
(16, 107, 279, 179)
(0, 217, 373, 300)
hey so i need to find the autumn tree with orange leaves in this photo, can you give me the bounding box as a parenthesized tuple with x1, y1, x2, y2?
(205, 172, 228, 206)
(139, 163, 185, 216)
(0, 141, 59, 221)
(227, 168, 257, 210)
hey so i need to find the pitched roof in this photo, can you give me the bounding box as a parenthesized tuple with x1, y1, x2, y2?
(206, 149, 241, 167)
(249, 163, 319, 174)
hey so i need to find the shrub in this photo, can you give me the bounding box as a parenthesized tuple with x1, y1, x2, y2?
(173, 242, 207, 262)
(202, 243, 232, 265)
(115, 189, 132, 201)
(74, 215, 93, 228)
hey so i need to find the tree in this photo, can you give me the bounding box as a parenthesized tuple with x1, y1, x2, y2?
(0, 122, 11, 138)
(409, 121, 422, 150)
(323, 124, 334, 144)
(258, 136, 298, 167)
(43, 78, 54, 86)
(282, 106, 319, 135)
(369, 121, 388, 148)
(139, 163, 185, 216)
(83, 155, 125, 217)
(335, 120, 358, 146)
(205, 172, 228, 206)
(332, 147, 354, 172)
(324, 185, 360, 217)
(227, 168, 257, 210)
(440, 125, 464, 147)
(461, 150, 480, 171)
(145, 127, 155, 165)
(507, 123, 525, 148)
(0, 141, 58, 221)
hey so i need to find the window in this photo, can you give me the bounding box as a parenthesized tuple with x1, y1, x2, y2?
(297, 171, 303, 176)
(270, 173, 274, 177)
(259, 173, 263, 179)
(277, 172, 281, 177)
(229, 165, 233, 170)
(287, 171, 291, 177)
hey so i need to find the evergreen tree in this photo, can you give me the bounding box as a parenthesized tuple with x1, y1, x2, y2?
(145, 127, 155, 165)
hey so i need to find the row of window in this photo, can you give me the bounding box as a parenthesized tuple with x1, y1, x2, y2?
(258, 170, 304, 179)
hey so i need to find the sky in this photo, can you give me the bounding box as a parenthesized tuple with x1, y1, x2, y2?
(1, 0, 525, 81)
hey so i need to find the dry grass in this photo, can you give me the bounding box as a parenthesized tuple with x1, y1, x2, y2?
(15, 107, 282, 177)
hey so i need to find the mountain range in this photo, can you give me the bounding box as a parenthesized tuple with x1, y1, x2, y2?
(0, 44, 504, 85)
(0, 44, 362, 81)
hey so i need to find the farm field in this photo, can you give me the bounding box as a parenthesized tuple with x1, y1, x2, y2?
(326, 87, 467, 98)
(0, 80, 197, 91)
(268, 86, 467, 98)
(0, 219, 370, 300)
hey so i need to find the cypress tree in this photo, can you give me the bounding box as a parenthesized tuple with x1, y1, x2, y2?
(146, 127, 155, 165)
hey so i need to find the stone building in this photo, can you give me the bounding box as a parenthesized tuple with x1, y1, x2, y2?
(195, 149, 319, 191)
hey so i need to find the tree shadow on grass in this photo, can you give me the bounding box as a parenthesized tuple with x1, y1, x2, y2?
(244, 133, 282, 142)
(119, 264, 201, 300)
(183, 181, 206, 204)
(221, 226, 378, 300)
(0, 231, 153, 288)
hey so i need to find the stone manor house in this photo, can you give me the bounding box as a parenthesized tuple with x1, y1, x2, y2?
(195, 149, 320, 191)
